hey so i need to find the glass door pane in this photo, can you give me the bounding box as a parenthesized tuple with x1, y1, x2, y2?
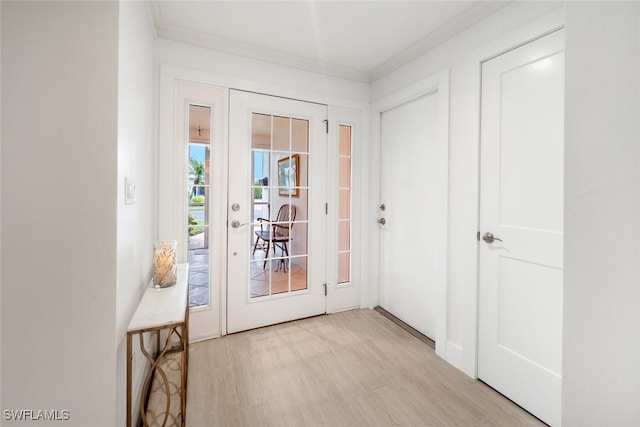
(250, 113, 309, 298)
(337, 125, 352, 284)
(187, 104, 211, 307)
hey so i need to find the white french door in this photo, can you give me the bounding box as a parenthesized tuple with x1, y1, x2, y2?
(227, 90, 327, 333)
(478, 29, 564, 426)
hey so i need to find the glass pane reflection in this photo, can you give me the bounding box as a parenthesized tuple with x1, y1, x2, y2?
(250, 113, 310, 299)
(187, 104, 211, 307)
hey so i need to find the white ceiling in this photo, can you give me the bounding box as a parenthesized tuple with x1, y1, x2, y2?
(151, 0, 512, 83)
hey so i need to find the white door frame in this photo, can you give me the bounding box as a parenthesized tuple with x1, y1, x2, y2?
(478, 28, 564, 426)
(159, 65, 369, 341)
(326, 106, 364, 313)
(462, 9, 565, 377)
(370, 68, 450, 359)
(158, 71, 229, 342)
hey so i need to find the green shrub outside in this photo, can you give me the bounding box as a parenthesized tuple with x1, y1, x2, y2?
(188, 213, 203, 236)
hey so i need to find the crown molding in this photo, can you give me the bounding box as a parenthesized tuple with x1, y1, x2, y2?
(370, 1, 513, 82)
(155, 22, 372, 83)
(150, 1, 514, 85)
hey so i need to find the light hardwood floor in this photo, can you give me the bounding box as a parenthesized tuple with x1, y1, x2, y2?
(186, 309, 546, 426)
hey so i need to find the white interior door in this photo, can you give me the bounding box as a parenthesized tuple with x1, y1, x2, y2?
(478, 30, 564, 426)
(227, 90, 327, 333)
(379, 90, 447, 342)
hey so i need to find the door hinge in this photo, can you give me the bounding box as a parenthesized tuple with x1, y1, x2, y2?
(323, 119, 329, 134)
(325, 203, 328, 215)
(477, 231, 481, 241)
(323, 283, 327, 296)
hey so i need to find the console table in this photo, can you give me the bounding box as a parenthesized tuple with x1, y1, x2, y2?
(127, 264, 189, 427)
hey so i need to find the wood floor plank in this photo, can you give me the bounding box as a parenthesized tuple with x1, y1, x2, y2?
(186, 309, 546, 426)
(453, 382, 546, 427)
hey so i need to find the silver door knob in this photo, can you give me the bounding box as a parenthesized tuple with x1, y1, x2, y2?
(377, 218, 386, 225)
(231, 220, 247, 229)
(482, 232, 502, 243)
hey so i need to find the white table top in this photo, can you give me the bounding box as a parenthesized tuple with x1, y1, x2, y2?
(128, 264, 189, 332)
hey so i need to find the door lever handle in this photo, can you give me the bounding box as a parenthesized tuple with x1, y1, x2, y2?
(377, 218, 386, 225)
(231, 220, 248, 229)
(482, 232, 502, 244)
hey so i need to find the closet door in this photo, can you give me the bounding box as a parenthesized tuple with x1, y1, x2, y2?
(378, 89, 447, 343)
(478, 29, 565, 427)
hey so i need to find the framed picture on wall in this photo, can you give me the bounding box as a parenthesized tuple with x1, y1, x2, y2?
(277, 154, 299, 197)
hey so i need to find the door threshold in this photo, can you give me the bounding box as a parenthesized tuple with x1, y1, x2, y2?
(374, 306, 435, 350)
(225, 312, 327, 336)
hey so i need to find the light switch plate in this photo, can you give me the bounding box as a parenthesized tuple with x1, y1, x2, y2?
(125, 177, 136, 205)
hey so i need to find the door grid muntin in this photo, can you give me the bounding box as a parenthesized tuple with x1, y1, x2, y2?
(249, 113, 310, 299)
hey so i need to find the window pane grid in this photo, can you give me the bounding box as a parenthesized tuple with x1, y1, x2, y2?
(250, 112, 310, 298)
(187, 105, 212, 307)
(337, 125, 353, 285)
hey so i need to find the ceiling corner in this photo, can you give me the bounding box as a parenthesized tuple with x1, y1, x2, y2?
(370, 1, 514, 83)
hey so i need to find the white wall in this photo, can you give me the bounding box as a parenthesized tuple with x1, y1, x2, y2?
(1, 2, 119, 425)
(115, 1, 157, 425)
(369, 1, 563, 376)
(563, 3, 640, 425)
